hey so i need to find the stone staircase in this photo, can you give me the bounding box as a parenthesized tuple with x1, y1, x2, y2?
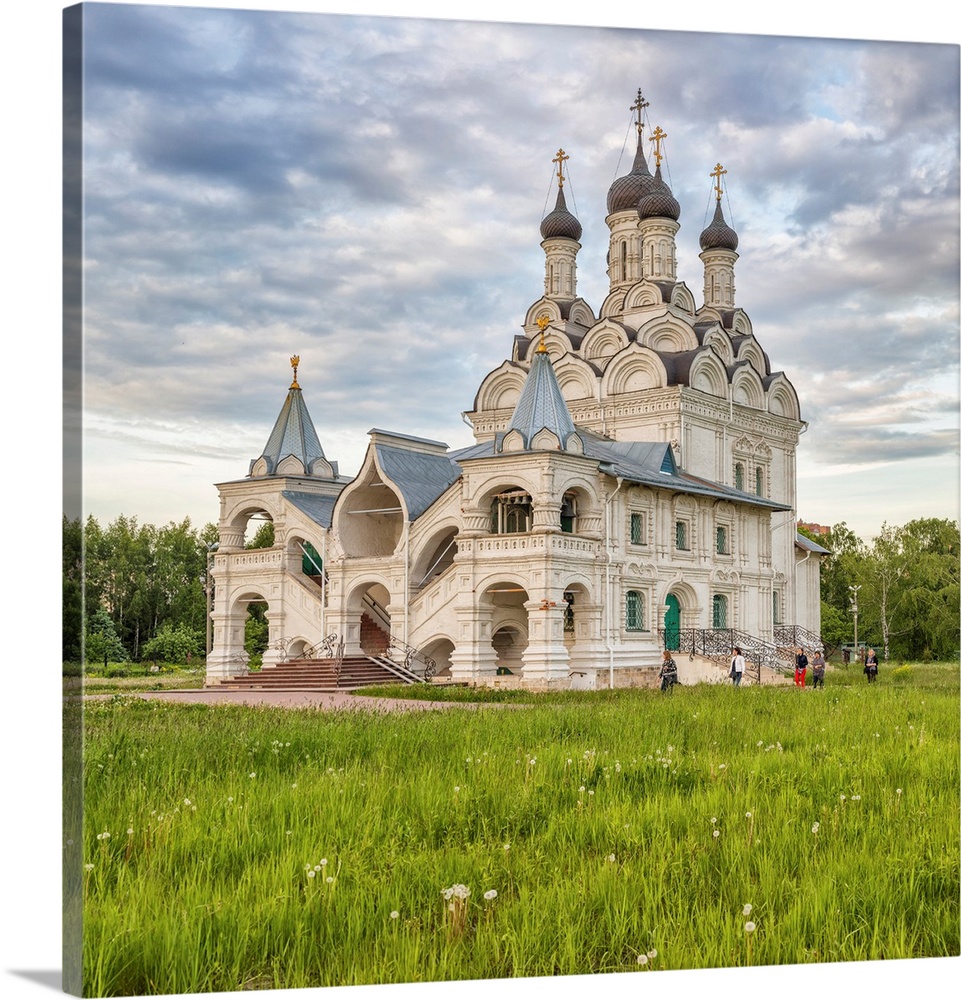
(217, 656, 407, 692)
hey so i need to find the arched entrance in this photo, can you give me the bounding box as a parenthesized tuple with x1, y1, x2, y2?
(664, 593, 681, 650)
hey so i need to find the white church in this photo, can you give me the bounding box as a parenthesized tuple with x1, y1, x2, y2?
(206, 91, 828, 690)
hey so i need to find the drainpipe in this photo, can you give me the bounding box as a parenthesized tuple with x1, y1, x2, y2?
(605, 477, 625, 689)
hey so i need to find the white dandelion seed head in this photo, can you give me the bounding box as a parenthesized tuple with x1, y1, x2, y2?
(454, 786, 461, 793)
(745, 812, 752, 819)
(314, 865, 322, 871)
(713, 829, 720, 838)
(183, 799, 191, 806)
(745, 921, 756, 934)
(326, 876, 334, 884)
(84, 863, 94, 871)
(743, 904, 753, 916)
(579, 786, 586, 793)
(647, 949, 657, 958)
(390, 911, 399, 919)
(127, 828, 133, 836)
(711, 817, 717, 824)
(503, 844, 510, 851)
(608, 854, 616, 863)
(637, 954, 648, 965)
(896, 788, 902, 795)
(307, 870, 316, 878)
(588, 790, 595, 796)
(320, 858, 328, 866)
(812, 822, 820, 834)
(484, 889, 498, 900)
(249, 773, 256, 779)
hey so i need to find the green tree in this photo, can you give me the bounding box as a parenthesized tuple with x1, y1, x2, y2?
(85, 607, 128, 664)
(141, 622, 203, 664)
(245, 520, 275, 549)
(63, 516, 84, 662)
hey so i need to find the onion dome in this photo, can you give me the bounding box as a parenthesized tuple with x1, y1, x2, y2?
(540, 185, 582, 241)
(638, 164, 680, 221)
(699, 199, 739, 251)
(606, 139, 656, 215)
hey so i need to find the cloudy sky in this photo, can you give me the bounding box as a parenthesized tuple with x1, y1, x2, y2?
(65, 3, 959, 542)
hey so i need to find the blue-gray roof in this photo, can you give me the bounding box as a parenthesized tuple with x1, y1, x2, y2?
(504, 347, 578, 450)
(374, 443, 462, 521)
(283, 491, 339, 528)
(796, 532, 831, 554)
(252, 386, 327, 475)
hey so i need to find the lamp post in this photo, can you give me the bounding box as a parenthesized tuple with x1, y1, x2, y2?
(848, 584, 861, 660)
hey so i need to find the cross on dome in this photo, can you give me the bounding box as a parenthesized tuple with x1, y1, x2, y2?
(710, 162, 728, 202)
(552, 148, 570, 188)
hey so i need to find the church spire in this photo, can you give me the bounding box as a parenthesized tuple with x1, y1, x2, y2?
(498, 315, 580, 453)
(699, 163, 740, 309)
(540, 148, 582, 300)
(248, 357, 335, 478)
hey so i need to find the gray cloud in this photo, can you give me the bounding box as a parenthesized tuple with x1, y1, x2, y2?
(75, 6, 959, 536)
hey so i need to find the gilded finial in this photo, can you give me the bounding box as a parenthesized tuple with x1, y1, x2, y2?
(290, 355, 300, 389)
(552, 148, 570, 189)
(710, 162, 727, 202)
(650, 126, 667, 167)
(630, 88, 649, 137)
(535, 313, 550, 353)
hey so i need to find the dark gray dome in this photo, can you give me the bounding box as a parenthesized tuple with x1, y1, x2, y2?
(606, 140, 656, 215)
(699, 200, 739, 251)
(540, 186, 582, 241)
(638, 165, 680, 221)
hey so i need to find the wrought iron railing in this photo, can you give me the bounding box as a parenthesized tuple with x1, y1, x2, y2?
(657, 627, 791, 684)
(773, 625, 838, 660)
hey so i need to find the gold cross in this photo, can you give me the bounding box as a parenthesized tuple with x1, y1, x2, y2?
(650, 126, 667, 166)
(552, 148, 569, 188)
(630, 88, 649, 136)
(536, 313, 550, 352)
(710, 162, 727, 202)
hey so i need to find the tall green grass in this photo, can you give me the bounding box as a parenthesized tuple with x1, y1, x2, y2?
(77, 672, 960, 996)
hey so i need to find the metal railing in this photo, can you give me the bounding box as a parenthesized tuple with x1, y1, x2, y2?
(657, 627, 787, 684)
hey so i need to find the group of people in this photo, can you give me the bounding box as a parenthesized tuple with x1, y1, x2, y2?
(657, 643, 880, 692)
(793, 647, 826, 688)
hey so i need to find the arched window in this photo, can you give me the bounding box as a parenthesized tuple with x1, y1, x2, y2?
(621, 241, 627, 282)
(716, 525, 728, 555)
(491, 489, 532, 534)
(734, 462, 745, 491)
(560, 492, 577, 534)
(625, 590, 644, 631)
(712, 594, 728, 629)
(755, 467, 764, 496)
(772, 591, 781, 625)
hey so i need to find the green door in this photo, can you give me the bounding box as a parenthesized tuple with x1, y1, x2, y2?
(664, 594, 681, 650)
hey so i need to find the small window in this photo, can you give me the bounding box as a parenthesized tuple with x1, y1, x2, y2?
(625, 590, 644, 631)
(773, 591, 781, 625)
(712, 594, 728, 629)
(734, 462, 745, 491)
(560, 492, 577, 534)
(716, 525, 728, 555)
(630, 512, 645, 545)
(755, 467, 764, 496)
(675, 520, 689, 550)
(564, 591, 575, 633)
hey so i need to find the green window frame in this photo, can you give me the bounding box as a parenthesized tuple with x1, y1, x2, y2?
(630, 512, 644, 545)
(716, 525, 727, 554)
(625, 590, 644, 631)
(734, 462, 745, 491)
(712, 594, 728, 629)
(675, 520, 689, 550)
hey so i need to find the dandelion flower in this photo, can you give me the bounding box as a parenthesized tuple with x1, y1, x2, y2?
(183, 799, 191, 806)
(307, 871, 316, 879)
(84, 863, 94, 871)
(743, 904, 753, 916)
(588, 790, 595, 797)
(608, 853, 616, 863)
(896, 788, 902, 795)
(249, 772, 256, 779)
(745, 921, 756, 934)
(579, 786, 586, 793)
(647, 949, 657, 959)
(454, 786, 461, 793)
(484, 889, 498, 900)
(320, 858, 328, 867)
(812, 822, 820, 834)
(314, 865, 322, 871)
(745, 812, 752, 819)
(326, 876, 334, 884)
(503, 844, 510, 851)
(126, 828, 133, 836)
(390, 911, 399, 919)
(711, 816, 717, 825)
(637, 954, 648, 965)
(712, 829, 720, 839)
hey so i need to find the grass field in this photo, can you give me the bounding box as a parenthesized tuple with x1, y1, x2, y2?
(72, 663, 960, 996)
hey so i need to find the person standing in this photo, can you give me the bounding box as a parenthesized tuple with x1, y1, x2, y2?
(811, 649, 826, 688)
(659, 650, 678, 692)
(730, 646, 745, 687)
(794, 647, 808, 687)
(863, 648, 879, 683)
